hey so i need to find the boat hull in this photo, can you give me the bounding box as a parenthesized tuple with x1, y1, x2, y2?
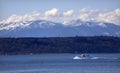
(73, 56, 88, 59)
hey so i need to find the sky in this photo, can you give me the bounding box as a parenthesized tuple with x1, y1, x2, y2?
(0, 0, 120, 25)
(0, 0, 120, 19)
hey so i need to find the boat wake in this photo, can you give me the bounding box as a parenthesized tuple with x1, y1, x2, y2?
(73, 53, 120, 60)
(73, 56, 120, 60)
(90, 57, 120, 60)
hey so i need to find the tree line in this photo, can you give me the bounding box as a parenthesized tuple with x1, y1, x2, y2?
(0, 36, 120, 55)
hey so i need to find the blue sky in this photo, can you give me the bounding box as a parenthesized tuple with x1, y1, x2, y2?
(0, 0, 120, 21)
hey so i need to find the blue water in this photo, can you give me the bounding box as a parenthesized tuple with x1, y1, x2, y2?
(0, 54, 120, 73)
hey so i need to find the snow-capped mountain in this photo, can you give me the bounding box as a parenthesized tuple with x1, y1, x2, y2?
(0, 19, 120, 37)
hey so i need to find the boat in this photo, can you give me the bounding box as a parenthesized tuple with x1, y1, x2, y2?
(73, 53, 89, 59)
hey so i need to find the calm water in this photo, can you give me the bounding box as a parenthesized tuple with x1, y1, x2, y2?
(0, 54, 120, 73)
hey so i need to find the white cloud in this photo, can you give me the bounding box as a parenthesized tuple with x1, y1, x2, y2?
(63, 10, 74, 16)
(78, 8, 120, 25)
(80, 8, 88, 13)
(96, 8, 120, 25)
(42, 8, 61, 22)
(0, 8, 120, 26)
(44, 8, 58, 16)
(78, 8, 99, 21)
(0, 12, 41, 30)
(62, 10, 75, 24)
(78, 14, 90, 21)
(0, 11, 41, 25)
(115, 8, 120, 16)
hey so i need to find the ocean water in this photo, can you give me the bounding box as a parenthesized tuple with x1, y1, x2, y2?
(0, 54, 120, 73)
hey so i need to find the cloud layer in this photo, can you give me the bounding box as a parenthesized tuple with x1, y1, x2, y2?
(0, 8, 120, 26)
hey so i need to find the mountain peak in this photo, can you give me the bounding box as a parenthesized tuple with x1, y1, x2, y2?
(0, 19, 120, 37)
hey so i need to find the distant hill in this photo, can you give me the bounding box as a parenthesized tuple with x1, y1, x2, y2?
(0, 20, 120, 37)
(0, 36, 120, 55)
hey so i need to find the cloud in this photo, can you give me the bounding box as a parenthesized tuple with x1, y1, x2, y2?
(62, 10, 75, 24)
(78, 8, 99, 21)
(78, 8, 120, 25)
(96, 8, 120, 25)
(63, 10, 74, 16)
(0, 11, 41, 24)
(44, 8, 58, 16)
(0, 8, 120, 26)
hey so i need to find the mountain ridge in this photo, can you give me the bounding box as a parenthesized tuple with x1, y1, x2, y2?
(0, 19, 120, 37)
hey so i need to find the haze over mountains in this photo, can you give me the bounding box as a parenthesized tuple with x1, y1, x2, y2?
(0, 19, 120, 37)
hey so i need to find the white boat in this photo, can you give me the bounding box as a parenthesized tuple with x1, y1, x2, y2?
(73, 54, 89, 59)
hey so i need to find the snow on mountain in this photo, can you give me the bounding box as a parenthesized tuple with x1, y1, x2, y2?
(0, 19, 120, 37)
(0, 20, 56, 30)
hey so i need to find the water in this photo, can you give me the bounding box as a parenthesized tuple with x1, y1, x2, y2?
(0, 54, 120, 73)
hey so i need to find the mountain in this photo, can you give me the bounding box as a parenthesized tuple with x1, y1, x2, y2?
(0, 19, 120, 37)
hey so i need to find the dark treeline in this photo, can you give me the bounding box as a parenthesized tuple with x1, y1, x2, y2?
(0, 36, 120, 55)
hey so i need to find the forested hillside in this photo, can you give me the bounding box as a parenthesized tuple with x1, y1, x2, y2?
(0, 36, 120, 55)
